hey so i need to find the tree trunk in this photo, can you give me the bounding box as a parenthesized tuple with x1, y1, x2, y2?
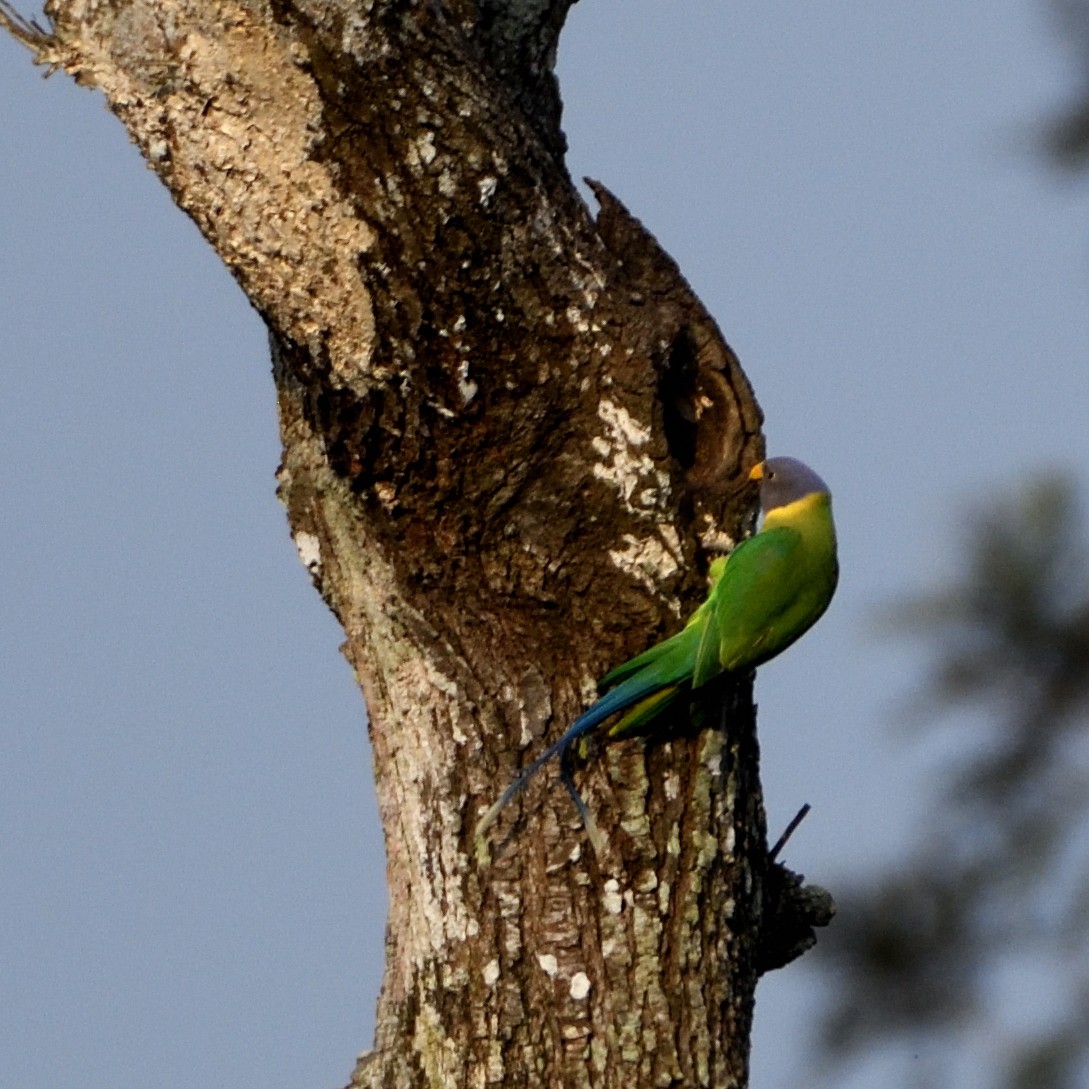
(6, 2, 780, 1086)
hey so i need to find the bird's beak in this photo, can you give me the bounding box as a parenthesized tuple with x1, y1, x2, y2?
(748, 462, 765, 482)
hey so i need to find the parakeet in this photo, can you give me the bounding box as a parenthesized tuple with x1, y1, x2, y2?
(475, 456, 838, 846)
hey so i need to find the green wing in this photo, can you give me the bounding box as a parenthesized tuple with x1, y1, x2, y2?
(597, 508, 833, 729)
(691, 525, 813, 688)
(598, 614, 703, 692)
(599, 556, 728, 693)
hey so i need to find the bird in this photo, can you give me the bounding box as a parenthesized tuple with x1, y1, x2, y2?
(475, 456, 839, 848)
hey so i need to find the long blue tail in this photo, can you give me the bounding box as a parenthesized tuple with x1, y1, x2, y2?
(474, 673, 666, 844)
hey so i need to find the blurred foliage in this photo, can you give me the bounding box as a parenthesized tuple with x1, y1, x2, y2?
(1044, 1, 1089, 167)
(813, 475, 1089, 1089)
(809, 8, 1089, 1086)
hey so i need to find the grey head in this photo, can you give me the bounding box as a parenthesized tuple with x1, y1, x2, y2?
(751, 456, 831, 513)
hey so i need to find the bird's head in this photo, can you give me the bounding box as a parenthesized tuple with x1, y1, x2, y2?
(749, 457, 831, 514)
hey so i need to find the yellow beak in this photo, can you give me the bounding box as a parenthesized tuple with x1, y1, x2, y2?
(748, 461, 765, 482)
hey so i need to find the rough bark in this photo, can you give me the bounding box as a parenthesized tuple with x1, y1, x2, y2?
(3, 2, 789, 1086)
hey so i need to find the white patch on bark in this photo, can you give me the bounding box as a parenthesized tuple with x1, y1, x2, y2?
(598, 397, 650, 447)
(700, 527, 739, 553)
(437, 168, 457, 198)
(723, 824, 736, 855)
(565, 306, 592, 333)
(667, 823, 682, 856)
(478, 175, 497, 205)
(606, 531, 683, 600)
(537, 953, 558, 976)
(456, 359, 477, 403)
(663, 770, 680, 801)
(293, 530, 322, 575)
(602, 878, 624, 915)
(482, 960, 500, 987)
(592, 399, 672, 540)
(409, 129, 437, 168)
(569, 972, 591, 1000)
(373, 481, 396, 510)
(704, 744, 723, 778)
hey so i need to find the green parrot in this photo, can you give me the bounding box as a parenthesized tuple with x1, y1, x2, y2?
(475, 456, 838, 846)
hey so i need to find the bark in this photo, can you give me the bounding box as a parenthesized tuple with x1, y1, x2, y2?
(3, 2, 793, 1086)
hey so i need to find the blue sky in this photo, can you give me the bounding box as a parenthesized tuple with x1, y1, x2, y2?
(3, 3, 1089, 1087)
